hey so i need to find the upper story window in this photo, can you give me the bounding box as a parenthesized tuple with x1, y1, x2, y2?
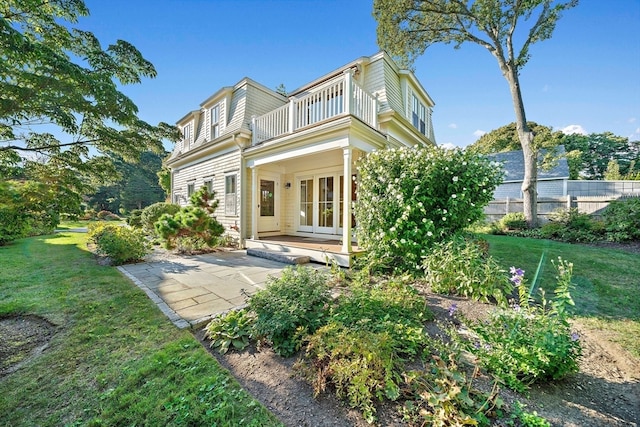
(210, 104, 220, 139)
(187, 182, 195, 198)
(204, 178, 213, 194)
(183, 124, 192, 147)
(412, 94, 427, 135)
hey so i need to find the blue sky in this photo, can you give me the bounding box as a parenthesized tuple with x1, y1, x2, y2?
(81, 0, 640, 149)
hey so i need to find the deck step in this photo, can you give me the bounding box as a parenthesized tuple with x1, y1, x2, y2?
(246, 248, 310, 265)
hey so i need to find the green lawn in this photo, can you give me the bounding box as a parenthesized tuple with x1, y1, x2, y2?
(484, 234, 640, 357)
(0, 232, 282, 427)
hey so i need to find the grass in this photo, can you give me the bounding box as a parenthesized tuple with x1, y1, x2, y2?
(0, 232, 282, 427)
(484, 234, 640, 357)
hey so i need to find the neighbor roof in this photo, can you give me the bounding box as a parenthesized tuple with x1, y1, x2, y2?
(487, 146, 570, 182)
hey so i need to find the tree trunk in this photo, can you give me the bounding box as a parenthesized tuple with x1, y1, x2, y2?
(504, 68, 538, 228)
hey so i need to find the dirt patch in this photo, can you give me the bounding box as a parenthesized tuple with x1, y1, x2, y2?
(197, 291, 640, 427)
(0, 314, 57, 377)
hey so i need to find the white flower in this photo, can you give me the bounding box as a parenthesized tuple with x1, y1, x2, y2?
(442, 216, 447, 221)
(452, 176, 459, 182)
(400, 238, 406, 244)
(443, 209, 447, 214)
(451, 194, 457, 198)
(427, 231, 433, 237)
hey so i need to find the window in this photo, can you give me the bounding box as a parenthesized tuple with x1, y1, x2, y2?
(204, 178, 213, 194)
(225, 174, 237, 216)
(411, 94, 428, 136)
(187, 182, 195, 197)
(183, 124, 191, 145)
(210, 104, 220, 139)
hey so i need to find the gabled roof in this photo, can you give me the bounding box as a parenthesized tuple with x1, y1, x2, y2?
(487, 146, 570, 182)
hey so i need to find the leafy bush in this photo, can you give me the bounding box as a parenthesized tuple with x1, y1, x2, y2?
(127, 209, 143, 228)
(204, 309, 255, 354)
(88, 223, 150, 265)
(355, 146, 503, 273)
(249, 266, 330, 356)
(299, 278, 432, 422)
(154, 188, 224, 251)
(423, 236, 513, 306)
(602, 197, 640, 242)
(451, 259, 582, 392)
(97, 210, 120, 220)
(541, 208, 603, 243)
(140, 202, 180, 233)
(499, 212, 527, 231)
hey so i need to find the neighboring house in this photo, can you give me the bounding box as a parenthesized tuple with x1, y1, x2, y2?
(488, 147, 570, 199)
(166, 51, 436, 266)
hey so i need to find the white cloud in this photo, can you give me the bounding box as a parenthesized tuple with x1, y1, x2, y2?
(560, 124, 587, 135)
(628, 117, 637, 124)
(448, 123, 458, 129)
(439, 142, 457, 150)
(473, 129, 486, 138)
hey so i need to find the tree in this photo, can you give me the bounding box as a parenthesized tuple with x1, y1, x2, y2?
(469, 121, 564, 154)
(0, 0, 180, 171)
(561, 132, 639, 179)
(375, 0, 578, 227)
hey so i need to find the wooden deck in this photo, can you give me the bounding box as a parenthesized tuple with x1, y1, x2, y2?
(245, 235, 363, 267)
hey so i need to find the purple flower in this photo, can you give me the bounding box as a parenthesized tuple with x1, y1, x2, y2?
(510, 267, 525, 276)
(571, 332, 580, 342)
(474, 341, 481, 349)
(512, 304, 521, 312)
(448, 304, 458, 317)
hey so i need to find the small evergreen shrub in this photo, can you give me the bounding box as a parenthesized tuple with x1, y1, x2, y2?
(499, 212, 527, 231)
(154, 188, 225, 251)
(423, 236, 513, 306)
(355, 146, 503, 273)
(450, 259, 582, 392)
(204, 309, 255, 354)
(88, 223, 150, 265)
(249, 266, 331, 356)
(126, 209, 143, 228)
(602, 197, 640, 242)
(140, 202, 180, 233)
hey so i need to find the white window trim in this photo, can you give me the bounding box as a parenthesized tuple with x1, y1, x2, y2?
(224, 173, 237, 216)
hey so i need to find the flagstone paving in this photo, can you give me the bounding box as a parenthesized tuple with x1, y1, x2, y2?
(117, 250, 292, 329)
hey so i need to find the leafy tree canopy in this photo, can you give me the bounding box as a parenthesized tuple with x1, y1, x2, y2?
(468, 122, 565, 154)
(0, 0, 180, 168)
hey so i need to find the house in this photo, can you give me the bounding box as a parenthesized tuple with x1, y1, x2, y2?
(487, 147, 570, 199)
(166, 52, 436, 266)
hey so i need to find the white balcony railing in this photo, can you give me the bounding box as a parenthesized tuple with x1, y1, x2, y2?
(252, 70, 378, 145)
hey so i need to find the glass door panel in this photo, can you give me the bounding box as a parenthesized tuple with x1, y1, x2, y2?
(260, 180, 275, 217)
(298, 178, 313, 232)
(318, 176, 334, 232)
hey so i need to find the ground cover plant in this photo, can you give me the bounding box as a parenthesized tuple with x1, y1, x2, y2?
(0, 232, 281, 427)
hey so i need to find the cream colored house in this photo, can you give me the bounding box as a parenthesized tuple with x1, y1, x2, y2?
(167, 52, 436, 266)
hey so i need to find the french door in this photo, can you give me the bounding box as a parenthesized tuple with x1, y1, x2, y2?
(298, 172, 355, 235)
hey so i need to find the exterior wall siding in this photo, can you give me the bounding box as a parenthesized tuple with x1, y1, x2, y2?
(171, 149, 241, 232)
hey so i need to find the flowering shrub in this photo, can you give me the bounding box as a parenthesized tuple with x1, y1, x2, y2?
(355, 146, 503, 273)
(450, 258, 582, 392)
(423, 235, 513, 306)
(602, 197, 640, 242)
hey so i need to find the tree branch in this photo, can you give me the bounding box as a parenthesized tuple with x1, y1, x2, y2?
(0, 138, 101, 152)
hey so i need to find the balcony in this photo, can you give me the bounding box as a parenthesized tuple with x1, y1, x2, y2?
(251, 70, 378, 146)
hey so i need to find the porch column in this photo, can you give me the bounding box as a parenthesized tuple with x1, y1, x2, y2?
(251, 167, 258, 240)
(342, 147, 353, 253)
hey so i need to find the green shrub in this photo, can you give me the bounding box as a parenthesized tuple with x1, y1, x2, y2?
(249, 266, 331, 356)
(541, 208, 603, 243)
(423, 236, 513, 306)
(140, 202, 180, 233)
(154, 188, 225, 251)
(354, 146, 503, 274)
(127, 209, 143, 228)
(88, 223, 150, 265)
(451, 258, 582, 392)
(499, 212, 527, 231)
(302, 324, 402, 423)
(602, 197, 640, 242)
(204, 309, 255, 354)
(299, 278, 432, 422)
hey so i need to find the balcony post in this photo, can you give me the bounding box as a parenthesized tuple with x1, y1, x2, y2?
(288, 97, 296, 134)
(251, 115, 257, 145)
(343, 69, 353, 115)
(342, 147, 353, 254)
(372, 94, 379, 129)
